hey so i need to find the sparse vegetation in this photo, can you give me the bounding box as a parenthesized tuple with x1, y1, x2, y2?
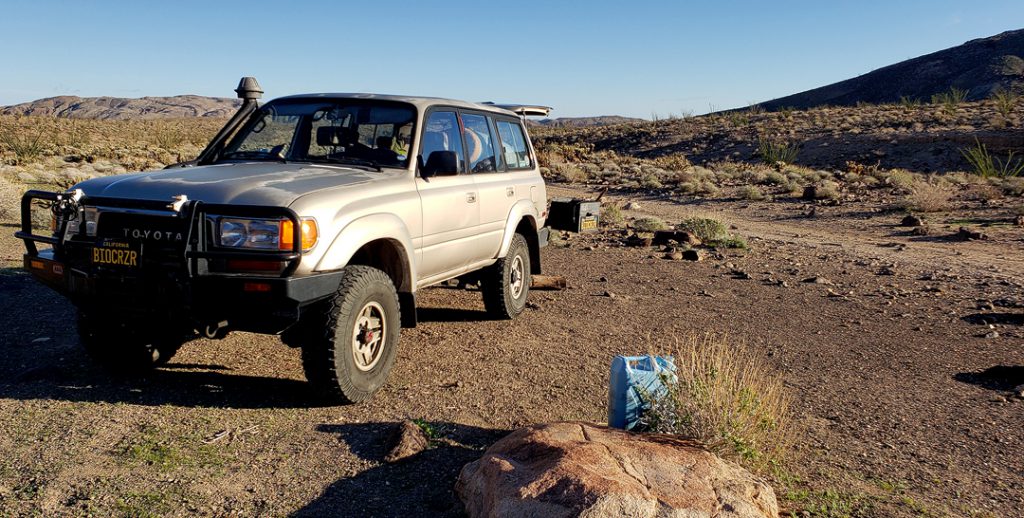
(757, 138, 799, 165)
(677, 215, 728, 242)
(932, 86, 969, 115)
(899, 96, 922, 109)
(601, 202, 623, 226)
(0, 117, 47, 165)
(906, 181, 952, 213)
(739, 185, 766, 201)
(639, 334, 793, 471)
(991, 88, 1018, 119)
(961, 139, 1024, 178)
(633, 217, 668, 232)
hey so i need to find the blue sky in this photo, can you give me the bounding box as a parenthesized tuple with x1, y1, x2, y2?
(1, 1, 1021, 118)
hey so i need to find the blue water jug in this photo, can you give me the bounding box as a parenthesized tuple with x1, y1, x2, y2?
(607, 355, 677, 430)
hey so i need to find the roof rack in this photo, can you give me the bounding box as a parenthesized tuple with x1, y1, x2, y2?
(480, 102, 552, 117)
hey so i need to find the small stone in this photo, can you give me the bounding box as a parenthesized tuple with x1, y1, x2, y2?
(384, 420, 429, 463)
(1016, 215, 1024, 227)
(984, 331, 1000, 339)
(991, 395, 1008, 403)
(603, 291, 616, 298)
(901, 214, 924, 227)
(877, 266, 895, 276)
(664, 251, 684, 260)
(731, 270, 751, 280)
(802, 276, 832, 285)
(624, 202, 640, 210)
(911, 225, 931, 236)
(682, 249, 702, 261)
(801, 185, 817, 200)
(698, 290, 714, 297)
(598, 276, 608, 282)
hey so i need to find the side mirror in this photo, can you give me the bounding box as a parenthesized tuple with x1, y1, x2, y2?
(421, 151, 459, 178)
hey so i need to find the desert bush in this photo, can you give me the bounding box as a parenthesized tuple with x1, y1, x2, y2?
(633, 217, 668, 232)
(906, 181, 952, 212)
(601, 203, 623, 226)
(764, 171, 787, 185)
(695, 181, 721, 198)
(932, 87, 969, 115)
(555, 163, 588, 183)
(965, 183, 1002, 202)
(991, 88, 1019, 119)
(651, 153, 690, 172)
(899, 96, 922, 110)
(639, 333, 793, 470)
(961, 139, 1024, 178)
(728, 113, 749, 127)
(641, 174, 663, 189)
(887, 169, 916, 190)
(757, 138, 799, 165)
(739, 185, 766, 201)
(814, 180, 841, 200)
(0, 118, 49, 165)
(678, 215, 727, 242)
(1003, 177, 1024, 197)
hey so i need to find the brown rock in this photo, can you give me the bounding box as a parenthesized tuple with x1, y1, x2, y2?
(901, 214, 924, 227)
(664, 251, 684, 260)
(1015, 215, 1024, 227)
(624, 235, 653, 247)
(956, 226, 987, 241)
(383, 420, 429, 463)
(456, 422, 777, 518)
(652, 230, 702, 246)
(682, 249, 703, 261)
(801, 185, 818, 200)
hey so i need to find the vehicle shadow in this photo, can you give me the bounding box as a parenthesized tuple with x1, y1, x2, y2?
(954, 365, 1024, 392)
(416, 306, 491, 323)
(294, 421, 505, 517)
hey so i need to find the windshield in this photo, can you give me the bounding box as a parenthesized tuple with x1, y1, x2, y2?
(219, 99, 417, 169)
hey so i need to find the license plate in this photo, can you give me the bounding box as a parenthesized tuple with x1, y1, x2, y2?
(580, 217, 598, 231)
(92, 238, 140, 268)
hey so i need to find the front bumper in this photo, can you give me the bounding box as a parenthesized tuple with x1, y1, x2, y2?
(16, 190, 339, 334)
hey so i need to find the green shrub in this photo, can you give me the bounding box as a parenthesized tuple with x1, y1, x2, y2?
(641, 174, 663, 189)
(633, 217, 668, 232)
(678, 216, 727, 242)
(639, 333, 793, 471)
(739, 185, 765, 201)
(991, 88, 1018, 118)
(757, 138, 799, 165)
(899, 96, 922, 109)
(601, 203, 623, 226)
(932, 87, 969, 115)
(0, 118, 48, 165)
(961, 139, 1024, 178)
(905, 181, 952, 212)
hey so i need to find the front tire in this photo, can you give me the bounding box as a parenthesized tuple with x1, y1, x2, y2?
(77, 310, 184, 373)
(299, 266, 401, 404)
(481, 232, 531, 319)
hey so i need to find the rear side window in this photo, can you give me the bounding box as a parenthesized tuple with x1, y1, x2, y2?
(495, 120, 531, 170)
(462, 113, 498, 173)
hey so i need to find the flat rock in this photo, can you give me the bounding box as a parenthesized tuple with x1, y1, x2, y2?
(456, 422, 778, 518)
(901, 214, 924, 227)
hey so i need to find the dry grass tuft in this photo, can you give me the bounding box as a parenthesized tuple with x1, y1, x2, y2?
(640, 333, 794, 471)
(906, 181, 952, 213)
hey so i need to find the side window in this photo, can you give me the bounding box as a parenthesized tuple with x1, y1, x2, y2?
(496, 120, 531, 169)
(420, 111, 465, 173)
(462, 113, 498, 173)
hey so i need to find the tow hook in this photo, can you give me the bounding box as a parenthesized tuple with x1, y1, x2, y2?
(202, 320, 230, 339)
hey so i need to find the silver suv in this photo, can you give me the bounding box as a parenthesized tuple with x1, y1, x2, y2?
(16, 78, 550, 403)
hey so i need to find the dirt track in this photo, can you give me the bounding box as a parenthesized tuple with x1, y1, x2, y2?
(1, 185, 1023, 517)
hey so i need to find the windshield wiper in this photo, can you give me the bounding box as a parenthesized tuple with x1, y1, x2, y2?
(310, 157, 382, 172)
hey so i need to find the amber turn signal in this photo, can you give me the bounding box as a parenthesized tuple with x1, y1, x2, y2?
(279, 218, 318, 251)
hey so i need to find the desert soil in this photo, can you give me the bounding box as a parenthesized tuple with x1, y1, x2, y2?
(0, 184, 1022, 517)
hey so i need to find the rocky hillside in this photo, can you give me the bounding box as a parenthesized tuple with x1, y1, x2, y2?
(1, 95, 241, 120)
(534, 98, 1023, 173)
(533, 116, 645, 128)
(756, 29, 1024, 111)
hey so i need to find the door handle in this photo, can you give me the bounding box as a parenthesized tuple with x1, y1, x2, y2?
(466, 192, 477, 203)
(506, 186, 515, 197)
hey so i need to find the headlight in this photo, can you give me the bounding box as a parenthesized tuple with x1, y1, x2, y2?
(214, 216, 318, 251)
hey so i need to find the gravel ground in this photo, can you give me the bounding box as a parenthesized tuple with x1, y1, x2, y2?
(0, 185, 1022, 517)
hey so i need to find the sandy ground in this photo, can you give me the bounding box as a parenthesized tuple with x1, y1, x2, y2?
(0, 184, 1022, 517)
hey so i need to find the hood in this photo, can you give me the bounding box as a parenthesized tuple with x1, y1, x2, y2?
(73, 162, 383, 206)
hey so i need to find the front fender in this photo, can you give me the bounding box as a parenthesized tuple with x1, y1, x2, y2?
(497, 199, 539, 258)
(315, 213, 417, 291)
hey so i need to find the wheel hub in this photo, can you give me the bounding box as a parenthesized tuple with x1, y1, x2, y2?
(509, 255, 525, 299)
(351, 301, 386, 372)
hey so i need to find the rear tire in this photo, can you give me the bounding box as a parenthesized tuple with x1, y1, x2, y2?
(298, 265, 401, 404)
(481, 232, 531, 319)
(77, 310, 183, 373)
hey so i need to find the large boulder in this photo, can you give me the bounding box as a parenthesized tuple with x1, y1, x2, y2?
(456, 422, 777, 518)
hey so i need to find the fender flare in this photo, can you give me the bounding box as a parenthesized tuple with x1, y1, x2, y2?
(315, 213, 417, 292)
(497, 199, 539, 258)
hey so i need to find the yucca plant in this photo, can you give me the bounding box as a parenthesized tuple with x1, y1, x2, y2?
(961, 138, 1024, 178)
(757, 138, 799, 165)
(991, 88, 1019, 118)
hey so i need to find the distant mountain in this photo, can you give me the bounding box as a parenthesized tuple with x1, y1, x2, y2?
(533, 116, 644, 128)
(756, 28, 1024, 111)
(1, 95, 241, 119)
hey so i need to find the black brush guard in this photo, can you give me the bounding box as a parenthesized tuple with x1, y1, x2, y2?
(16, 190, 340, 333)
